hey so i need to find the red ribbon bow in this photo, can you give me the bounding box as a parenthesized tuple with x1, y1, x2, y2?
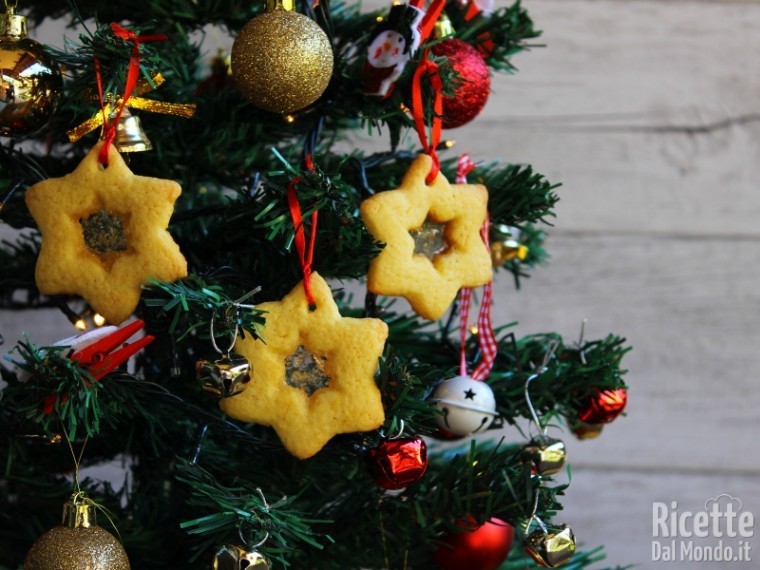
(94, 24, 168, 165)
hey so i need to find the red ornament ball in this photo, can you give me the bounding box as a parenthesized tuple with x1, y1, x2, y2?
(432, 517, 514, 570)
(578, 388, 628, 424)
(431, 38, 491, 129)
(367, 436, 428, 490)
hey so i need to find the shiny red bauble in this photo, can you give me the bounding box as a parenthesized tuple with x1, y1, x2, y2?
(432, 517, 514, 570)
(578, 388, 628, 424)
(431, 38, 491, 129)
(367, 436, 428, 490)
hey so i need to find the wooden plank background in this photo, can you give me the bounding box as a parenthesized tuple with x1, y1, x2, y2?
(2, 0, 759, 567)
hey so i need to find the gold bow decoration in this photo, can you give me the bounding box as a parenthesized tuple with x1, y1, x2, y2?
(67, 72, 196, 143)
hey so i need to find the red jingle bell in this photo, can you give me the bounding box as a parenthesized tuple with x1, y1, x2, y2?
(577, 388, 627, 424)
(367, 436, 428, 490)
(432, 516, 514, 570)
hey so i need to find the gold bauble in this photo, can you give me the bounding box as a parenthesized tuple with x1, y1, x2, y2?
(24, 495, 130, 570)
(231, 8, 333, 114)
(0, 7, 63, 137)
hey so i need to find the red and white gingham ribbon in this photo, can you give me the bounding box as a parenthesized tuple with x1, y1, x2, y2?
(457, 154, 498, 381)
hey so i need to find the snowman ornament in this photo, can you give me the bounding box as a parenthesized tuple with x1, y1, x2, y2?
(431, 375, 497, 437)
(362, 3, 424, 97)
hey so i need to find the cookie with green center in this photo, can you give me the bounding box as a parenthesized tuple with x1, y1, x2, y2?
(360, 154, 492, 320)
(220, 273, 388, 459)
(25, 142, 187, 324)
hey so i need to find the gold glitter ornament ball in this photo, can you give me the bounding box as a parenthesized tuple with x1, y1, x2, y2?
(24, 526, 131, 570)
(231, 9, 333, 114)
(24, 495, 130, 570)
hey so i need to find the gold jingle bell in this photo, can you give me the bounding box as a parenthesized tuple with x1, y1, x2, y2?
(524, 525, 576, 568)
(196, 353, 251, 398)
(213, 544, 270, 570)
(490, 224, 527, 267)
(523, 436, 567, 476)
(113, 108, 152, 153)
(571, 420, 604, 440)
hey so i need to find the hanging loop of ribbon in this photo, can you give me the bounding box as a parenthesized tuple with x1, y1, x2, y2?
(66, 71, 196, 144)
(457, 154, 497, 380)
(411, 50, 443, 185)
(286, 155, 319, 309)
(408, 0, 447, 185)
(94, 24, 168, 166)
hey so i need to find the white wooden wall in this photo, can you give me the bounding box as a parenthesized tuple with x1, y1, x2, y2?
(2, 0, 760, 567)
(478, 1, 760, 567)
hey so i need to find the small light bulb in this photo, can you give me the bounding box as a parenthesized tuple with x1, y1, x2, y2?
(376, 16, 384, 22)
(93, 313, 106, 326)
(74, 318, 87, 331)
(444, 139, 456, 148)
(470, 325, 479, 336)
(284, 114, 296, 124)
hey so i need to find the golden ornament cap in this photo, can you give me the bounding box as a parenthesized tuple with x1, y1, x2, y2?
(432, 13, 455, 39)
(62, 493, 97, 528)
(266, 0, 294, 11)
(0, 6, 27, 38)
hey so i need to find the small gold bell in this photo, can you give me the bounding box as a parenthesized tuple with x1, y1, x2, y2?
(490, 224, 528, 266)
(523, 436, 567, 476)
(524, 525, 576, 568)
(114, 108, 152, 152)
(213, 544, 270, 570)
(196, 354, 251, 398)
(571, 420, 604, 440)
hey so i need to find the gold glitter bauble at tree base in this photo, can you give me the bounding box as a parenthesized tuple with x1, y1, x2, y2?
(24, 495, 130, 570)
(231, 8, 333, 114)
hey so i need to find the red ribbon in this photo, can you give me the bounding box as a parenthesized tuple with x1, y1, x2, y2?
(94, 24, 167, 165)
(409, 0, 447, 184)
(410, 0, 447, 40)
(411, 50, 443, 184)
(456, 155, 497, 381)
(287, 157, 319, 308)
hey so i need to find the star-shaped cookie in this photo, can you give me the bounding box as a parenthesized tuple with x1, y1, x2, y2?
(360, 154, 492, 320)
(25, 141, 187, 324)
(219, 273, 388, 459)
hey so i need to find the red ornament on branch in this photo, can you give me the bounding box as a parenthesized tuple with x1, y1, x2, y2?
(430, 17, 491, 129)
(577, 388, 628, 424)
(432, 516, 514, 570)
(367, 436, 428, 490)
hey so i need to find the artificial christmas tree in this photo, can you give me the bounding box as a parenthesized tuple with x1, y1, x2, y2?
(0, 0, 630, 568)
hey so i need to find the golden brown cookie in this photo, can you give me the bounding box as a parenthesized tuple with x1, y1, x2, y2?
(219, 273, 388, 459)
(25, 141, 187, 324)
(360, 154, 492, 320)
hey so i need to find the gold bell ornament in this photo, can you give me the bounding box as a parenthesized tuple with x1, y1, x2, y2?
(231, 0, 333, 114)
(24, 493, 130, 570)
(213, 544, 270, 570)
(524, 525, 576, 568)
(0, 0, 63, 137)
(490, 224, 528, 267)
(113, 108, 152, 152)
(522, 435, 567, 477)
(196, 317, 252, 398)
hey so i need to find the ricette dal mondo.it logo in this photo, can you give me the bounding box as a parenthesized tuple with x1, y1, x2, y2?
(652, 494, 754, 563)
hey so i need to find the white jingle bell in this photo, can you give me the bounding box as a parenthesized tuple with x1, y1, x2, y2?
(430, 375, 497, 436)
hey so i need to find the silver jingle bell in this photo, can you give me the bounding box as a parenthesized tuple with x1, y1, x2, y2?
(196, 353, 251, 398)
